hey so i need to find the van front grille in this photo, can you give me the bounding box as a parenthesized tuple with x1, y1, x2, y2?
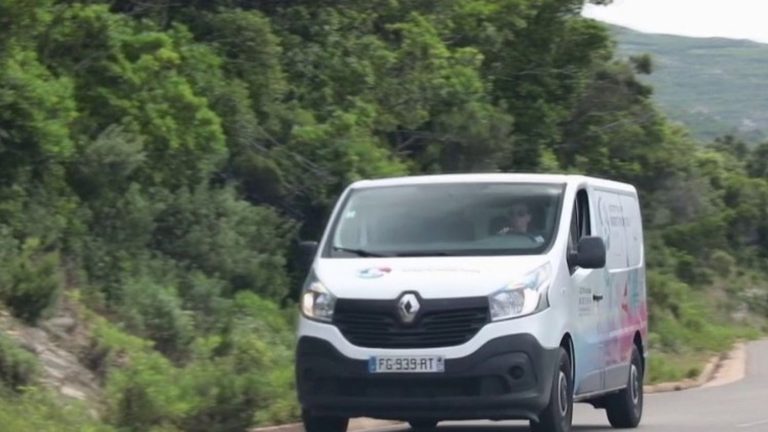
(333, 297, 489, 349)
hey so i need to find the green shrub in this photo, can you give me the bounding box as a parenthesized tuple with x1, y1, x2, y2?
(0, 334, 38, 391)
(0, 225, 18, 296)
(0, 236, 61, 324)
(106, 349, 194, 431)
(178, 292, 299, 430)
(76, 185, 169, 309)
(151, 184, 295, 300)
(177, 271, 232, 334)
(709, 249, 736, 278)
(100, 293, 299, 431)
(0, 387, 115, 432)
(646, 352, 705, 384)
(117, 277, 194, 360)
(646, 354, 687, 384)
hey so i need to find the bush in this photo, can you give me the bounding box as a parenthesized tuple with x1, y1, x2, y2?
(116, 277, 194, 361)
(646, 352, 702, 384)
(0, 387, 115, 432)
(99, 294, 299, 431)
(178, 292, 300, 430)
(76, 184, 168, 309)
(106, 349, 193, 431)
(151, 184, 295, 300)
(0, 334, 38, 391)
(208, 292, 299, 429)
(0, 225, 18, 295)
(177, 271, 232, 334)
(645, 262, 762, 386)
(0, 235, 61, 324)
(709, 249, 736, 278)
(646, 354, 686, 384)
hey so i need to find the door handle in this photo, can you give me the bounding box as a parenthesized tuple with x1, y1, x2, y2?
(593, 294, 604, 302)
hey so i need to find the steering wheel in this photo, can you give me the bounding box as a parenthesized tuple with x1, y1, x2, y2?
(496, 228, 536, 242)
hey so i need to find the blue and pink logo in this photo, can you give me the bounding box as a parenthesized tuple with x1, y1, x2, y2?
(357, 267, 392, 279)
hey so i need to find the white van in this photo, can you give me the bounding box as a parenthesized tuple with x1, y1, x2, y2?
(295, 174, 648, 432)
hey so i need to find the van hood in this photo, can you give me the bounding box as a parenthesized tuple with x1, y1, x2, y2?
(313, 256, 551, 300)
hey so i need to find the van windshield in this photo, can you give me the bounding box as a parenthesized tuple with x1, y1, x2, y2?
(325, 182, 565, 257)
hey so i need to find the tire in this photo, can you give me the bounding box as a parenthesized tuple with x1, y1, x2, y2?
(408, 420, 438, 430)
(604, 345, 644, 428)
(530, 347, 573, 432)
(302, 410, 349, 432)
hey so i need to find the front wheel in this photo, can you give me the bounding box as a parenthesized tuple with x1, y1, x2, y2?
(530, 347, 573, 432)
(302, 410, 348, 432)
(604, 345, 644, 428)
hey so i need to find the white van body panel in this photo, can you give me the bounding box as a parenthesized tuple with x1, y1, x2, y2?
(314, 256, 550, 300)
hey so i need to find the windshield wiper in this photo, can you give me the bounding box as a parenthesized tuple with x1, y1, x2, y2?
(332, 246, 389, 257)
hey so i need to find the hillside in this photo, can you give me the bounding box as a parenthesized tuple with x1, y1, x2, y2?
(610, 25, 768, 143)
(1, 3, 768, 431)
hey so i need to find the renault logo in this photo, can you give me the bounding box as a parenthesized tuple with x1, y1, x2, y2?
(398, 293, 420, 324)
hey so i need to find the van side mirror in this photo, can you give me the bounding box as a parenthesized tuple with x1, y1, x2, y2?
(570, 236, 606, 269)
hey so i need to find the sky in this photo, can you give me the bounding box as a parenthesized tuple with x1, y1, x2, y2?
(582, 0, 768, 44)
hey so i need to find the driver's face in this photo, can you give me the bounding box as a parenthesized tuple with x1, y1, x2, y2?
(509, 205, 531, 232)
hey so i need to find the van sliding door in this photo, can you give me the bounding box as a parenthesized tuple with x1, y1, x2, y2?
(596, 189, 634, 391)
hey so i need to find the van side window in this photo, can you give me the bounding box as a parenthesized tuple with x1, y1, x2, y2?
(568, 189, 592, 270)
(568, 204, 579, 255)
(577, 189, 591, 238)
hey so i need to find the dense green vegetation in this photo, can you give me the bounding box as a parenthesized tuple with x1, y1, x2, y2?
(0, 1, 767, 430)
(610, 24, 768, 143)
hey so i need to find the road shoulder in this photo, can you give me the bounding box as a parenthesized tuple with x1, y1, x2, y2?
(645, 342, 746, 393)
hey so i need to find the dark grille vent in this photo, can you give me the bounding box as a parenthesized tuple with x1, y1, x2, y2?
(333, 296, 489, 349)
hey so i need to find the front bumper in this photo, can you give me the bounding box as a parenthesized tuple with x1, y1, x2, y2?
(296, 334, 560, 422)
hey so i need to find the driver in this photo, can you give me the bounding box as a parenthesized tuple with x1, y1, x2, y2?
(499, 202, 531, 235)
(495, 202, 545, 244)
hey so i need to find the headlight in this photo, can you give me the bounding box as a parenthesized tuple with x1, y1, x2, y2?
(489, 263, 552, 321)
(301, 279, 336, 322)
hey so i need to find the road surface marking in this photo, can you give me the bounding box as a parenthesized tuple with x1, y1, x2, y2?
(737, 418, 768, 428)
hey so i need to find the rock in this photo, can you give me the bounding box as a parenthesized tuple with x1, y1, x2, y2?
(0, 303, 104, 409)
(44, 317, 77, 333)
(61, 386, 88, 401)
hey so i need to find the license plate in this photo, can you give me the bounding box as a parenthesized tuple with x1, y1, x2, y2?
(368, 356, 445, 373)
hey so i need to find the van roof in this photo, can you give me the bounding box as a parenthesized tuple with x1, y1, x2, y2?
(349, 173, 636, 193)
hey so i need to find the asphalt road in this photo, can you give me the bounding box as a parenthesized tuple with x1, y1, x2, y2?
(368, 339, 768, 432)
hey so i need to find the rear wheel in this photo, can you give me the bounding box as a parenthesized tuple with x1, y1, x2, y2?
(302, 410, 348, 432)
(408, 419, 438, 430)
(530, 347, 573, 432)
(604, 345, 644, 428)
